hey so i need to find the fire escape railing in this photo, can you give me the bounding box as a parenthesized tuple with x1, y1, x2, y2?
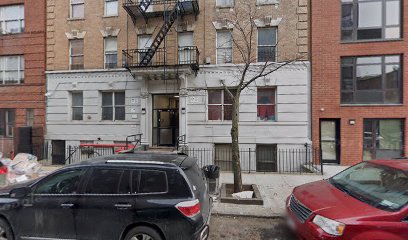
(123, 46, 200, 70)
(122, 0, 200, 71)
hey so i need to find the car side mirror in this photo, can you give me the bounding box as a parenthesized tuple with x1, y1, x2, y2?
(10, 187, 30, 198)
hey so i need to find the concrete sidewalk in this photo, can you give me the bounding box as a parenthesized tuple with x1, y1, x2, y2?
(212, 166, 348, 218)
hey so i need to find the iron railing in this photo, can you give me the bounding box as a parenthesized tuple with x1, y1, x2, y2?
(43, 144, 323, 175)
(123, 46, 200, 70)
(181, 146, 323, 174)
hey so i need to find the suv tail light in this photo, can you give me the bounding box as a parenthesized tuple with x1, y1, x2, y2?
(175, 199, 201, 218)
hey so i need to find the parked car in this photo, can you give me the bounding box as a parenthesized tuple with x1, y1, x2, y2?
(0, 152, 211, 240)
(287, 160, 408, 240)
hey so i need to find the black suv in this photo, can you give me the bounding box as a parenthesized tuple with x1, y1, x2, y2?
(0, 152, 211, 240)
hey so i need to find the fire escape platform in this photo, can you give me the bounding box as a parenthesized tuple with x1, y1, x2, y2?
(128, 66, 196, 81)
(123, 0, 199, 20)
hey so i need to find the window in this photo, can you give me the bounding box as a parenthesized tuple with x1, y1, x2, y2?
(104, 37, 117, 68)
(214, 144, 233, 171)
(363, 119, 403, 160)
(70, 0, 85, 19)
(256, 145, 277, 172)
(257, 88, 276, 121)
(0, 109, 15, 137)
(102, 92, 125, 121)
(70, 39, 84, 70)
(34, 169, 85, 194)
(0, 56, 24, 85)
(341, 55, 401, 104)
(139, 170, 168, 194)
(216, 31, 233, 64)
(0, 5, 24, 34)
(72, 92, 83, 120)
(208, 89, 235, 121)
(85, 169, 124, 194)
(216, 0, 234, 7)
(258, 27, 277, 62)
(26, 109, 34, 127)
(257, 0, 277, 5)
(138, 35, 153, 63)
(341, 0, 401, 41)
(105, 0, 118, 16)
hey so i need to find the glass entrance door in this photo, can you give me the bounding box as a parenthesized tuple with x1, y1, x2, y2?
(152, 95, 179, 147)
(320, 119, 340, 164)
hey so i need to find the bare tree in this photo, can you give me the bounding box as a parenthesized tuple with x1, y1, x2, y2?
(217, 0, 305, 193)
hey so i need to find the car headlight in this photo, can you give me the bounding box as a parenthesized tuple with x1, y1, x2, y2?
(312, 215, 345, 236)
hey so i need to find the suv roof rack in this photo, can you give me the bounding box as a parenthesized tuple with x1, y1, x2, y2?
(106, 160, 166, 165)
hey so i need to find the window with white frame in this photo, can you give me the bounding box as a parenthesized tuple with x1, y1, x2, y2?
(258, 27, 277, 62)
(0, 56, 24, 85)
(257, 88, 276, 121)
(70, 0, 85, 19)
(257, 0, 277, 5)
(105, 0, 118, 16)
(216, 31, 233, 64)
(216, 0, 234, 7)
(26, 108, 34, 127)
(0, 5, 24, 35)
(72, 92, 83, 121)
(208, 89, 236, 121)
(70, 39, 84, 70)
(104, 37, 117, 68)
(0, 109, 15, 137)
(102, 92, 125, 121)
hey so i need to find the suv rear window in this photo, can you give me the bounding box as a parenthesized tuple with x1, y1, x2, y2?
(139, 170, 168, 194)
(85, 169, 123, 194)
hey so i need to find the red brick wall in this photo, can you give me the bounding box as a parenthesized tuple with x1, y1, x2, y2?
(0, 0, 46, 155)
(311, 0, 408, 165)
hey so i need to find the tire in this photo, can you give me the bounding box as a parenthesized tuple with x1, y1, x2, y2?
(124, 226, 163, 240)
(0, 218, 14, 240)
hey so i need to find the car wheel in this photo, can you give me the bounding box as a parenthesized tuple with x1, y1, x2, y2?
(125, 226, 163, 240)
(0, 218, 13, 240)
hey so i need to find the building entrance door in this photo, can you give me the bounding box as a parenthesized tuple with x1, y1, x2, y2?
(152, 95, 179, 147)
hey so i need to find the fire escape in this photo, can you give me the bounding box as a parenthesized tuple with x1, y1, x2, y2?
(122, 0, 200, 73)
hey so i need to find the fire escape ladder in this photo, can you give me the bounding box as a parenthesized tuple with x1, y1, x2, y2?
(137, 0, 152, 23)
(139, 2, 184, 66)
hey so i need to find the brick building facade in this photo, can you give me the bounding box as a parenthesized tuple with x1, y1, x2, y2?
(0, 0, 46, 158)
(311, 0, 407, 165)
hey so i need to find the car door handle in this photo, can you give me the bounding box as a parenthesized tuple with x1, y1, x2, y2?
(61, 203, 75, 209)
(114, 203, 132, 209)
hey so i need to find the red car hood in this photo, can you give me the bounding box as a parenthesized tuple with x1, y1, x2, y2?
(292, 180, 400, 222)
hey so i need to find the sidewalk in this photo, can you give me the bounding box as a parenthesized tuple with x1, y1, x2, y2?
(212, 165, 348, 218)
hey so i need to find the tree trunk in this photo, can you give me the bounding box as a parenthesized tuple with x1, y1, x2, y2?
(231, 93, 243, 193)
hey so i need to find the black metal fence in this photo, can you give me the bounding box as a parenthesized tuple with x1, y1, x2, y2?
(181, 146, 323, 174)
(44, 144, 323, 175)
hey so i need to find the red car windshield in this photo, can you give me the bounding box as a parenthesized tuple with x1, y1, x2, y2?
(329, 162, 408, 212)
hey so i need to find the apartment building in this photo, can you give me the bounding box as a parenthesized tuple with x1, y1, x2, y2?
(45, 0, 310, 168)
(311, 0, 406, 165)
(0, 0, 46, 158)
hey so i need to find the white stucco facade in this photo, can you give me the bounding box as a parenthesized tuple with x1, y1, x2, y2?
(45, 62, 311, 152)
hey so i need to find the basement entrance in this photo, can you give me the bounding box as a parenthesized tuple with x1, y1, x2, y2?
(152, 94, 179, 147)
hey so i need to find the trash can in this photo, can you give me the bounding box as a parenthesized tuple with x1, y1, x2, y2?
(203, 165, 220, 195)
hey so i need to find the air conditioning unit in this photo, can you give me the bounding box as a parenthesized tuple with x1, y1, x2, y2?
(178, 22, 188, 32)
(205, 57, 211, 65)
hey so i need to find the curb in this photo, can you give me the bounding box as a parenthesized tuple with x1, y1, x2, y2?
(211, 212, 284, 219)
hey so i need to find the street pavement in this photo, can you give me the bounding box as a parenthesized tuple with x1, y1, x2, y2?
(209, 215, 296, 240)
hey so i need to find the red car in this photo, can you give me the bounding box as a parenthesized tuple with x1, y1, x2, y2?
(286, 160, 408, 240)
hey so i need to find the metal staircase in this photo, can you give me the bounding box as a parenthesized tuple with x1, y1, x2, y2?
(122, 0, 200, 70)
(140, 3, 180, 66)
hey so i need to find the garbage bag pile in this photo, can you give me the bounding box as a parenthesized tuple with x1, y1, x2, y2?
(0, 153, 43, 185)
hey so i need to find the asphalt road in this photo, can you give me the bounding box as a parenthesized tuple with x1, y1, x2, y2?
(209, 215, 297, 240)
